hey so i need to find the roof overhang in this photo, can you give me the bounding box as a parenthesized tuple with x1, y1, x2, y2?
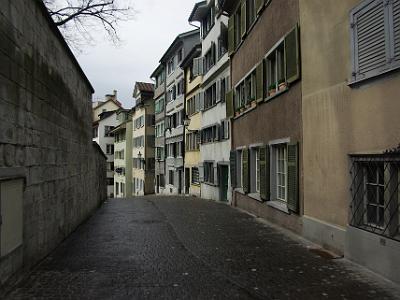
(180, 44, 202, 69)
(159, 29, 200, 63)
(188, 1, 208, 22)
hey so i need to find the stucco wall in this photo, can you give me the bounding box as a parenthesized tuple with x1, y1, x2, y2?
(300, 0, 400, 230)
(0, 0, 107, 290)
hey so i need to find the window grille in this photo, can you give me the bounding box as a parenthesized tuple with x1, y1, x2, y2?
(350, 153, 400, 241)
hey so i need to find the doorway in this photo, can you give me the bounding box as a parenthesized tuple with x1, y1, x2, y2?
(185, 168, 190, 195)
(219, 165, 229, 202)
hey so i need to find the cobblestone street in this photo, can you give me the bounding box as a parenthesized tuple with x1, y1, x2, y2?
(6, 197, 400, 299)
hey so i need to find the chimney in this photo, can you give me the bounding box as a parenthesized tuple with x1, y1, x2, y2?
(113, 90, 117, 99)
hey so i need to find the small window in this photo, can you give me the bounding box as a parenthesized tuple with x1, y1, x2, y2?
(204, 162, 215, 184)
(271, 144, 287, 203)
(192, 167, 200, 185)
(169, 170, 174, 185)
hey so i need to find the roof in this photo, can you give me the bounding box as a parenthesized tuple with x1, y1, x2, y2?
(180, 44, 202, 69)
(35, 0, 94, 93)
(135, 82, 155, 93)
(150, 64, 165, 79)
(188, 1, 208, 22)
(160, 29, 200, 63)
(93, 98, 122, 111)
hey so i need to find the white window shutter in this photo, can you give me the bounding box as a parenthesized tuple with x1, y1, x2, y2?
(198, 57, 204, 75)
(393, 0, 400, 63)
(216, 80, 221, 103)
(200, 91, 205, 111)
(199, 164, 204, 183)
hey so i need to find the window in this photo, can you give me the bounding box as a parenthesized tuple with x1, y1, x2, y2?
(350, 0, 400, 82)
(115, 182, 119, 195)
(93, 127, 98, 138)
(204, 83, 217, 109)
(106, 178, 114, 186)
(177, 79, 185, 96)
(350, 155, 400, 241)
(235, 72, 254, 110)
(115, 150, 125, 160)
(204, 162, 215, 184)
(167, 143, 176, 158)
(133, 136, 145, 148)
(246, 0, 256, 28)
(167, 57, 175, 75)
(155, 97, 165, 114)
(218, 31, 228, 59)
(201, 5, 215, 38)
(107, 162, 114, 172)
(155, 122, 165, 138)
(201, 125, 220, 144)
(115, 131, 126, 143)
(155, 147, 165, 161)
(104, 126, 115, 137)
(272, 144, 287, 202)
(156, 71, 165, 88)
(134, 116, 145, 129)
(204, 43, 217, 74)
(192, 167, 200, 185)
(186, 132, 200, 151)
(106, 144, 114, 155)
(266, 43, 286, 97)
(169, 170, 174, 185)
(177, 48, 184, 62)
(234, 9, 242, 48)
(187, 93, 201, 115)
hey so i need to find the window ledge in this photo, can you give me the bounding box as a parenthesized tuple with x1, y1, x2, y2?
(265, 87, 289, 103)
(267, 200, 290, 214)
(233, 105, 257, 120)
(202, 102, 218, 112)
(348, 65, 400, 87)
(248, 193, 263, 202)
(203, 182, 218, 187)
(234, 188, 245, 195)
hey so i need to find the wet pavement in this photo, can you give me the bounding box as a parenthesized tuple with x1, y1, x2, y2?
(6, 196, 400, 299)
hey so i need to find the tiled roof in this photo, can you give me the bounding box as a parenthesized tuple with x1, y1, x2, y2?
(135, 82, 154, 93)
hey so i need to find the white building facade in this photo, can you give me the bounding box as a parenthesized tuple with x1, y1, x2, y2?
(190, 0, 232, 202)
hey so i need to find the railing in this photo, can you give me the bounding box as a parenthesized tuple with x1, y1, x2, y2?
(350, 153, 400, 241)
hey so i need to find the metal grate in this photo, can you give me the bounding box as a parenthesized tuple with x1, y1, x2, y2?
(350, 154, 400, 241)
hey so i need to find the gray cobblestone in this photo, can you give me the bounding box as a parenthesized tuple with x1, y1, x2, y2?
(6, 197, 400, 300)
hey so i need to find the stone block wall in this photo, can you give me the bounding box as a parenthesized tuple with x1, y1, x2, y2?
(0, 0, 107, 290)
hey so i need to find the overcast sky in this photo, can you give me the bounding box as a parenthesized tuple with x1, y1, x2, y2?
(73, 0, 199, 108)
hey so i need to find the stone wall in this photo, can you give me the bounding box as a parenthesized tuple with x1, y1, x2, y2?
(0, 0, 107, 291)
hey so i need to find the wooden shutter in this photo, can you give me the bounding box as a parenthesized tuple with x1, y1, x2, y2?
(351, 0, 387, 81)
(241, 0, 247, 39)
(193, 58, 199, 77)
(230, 151, 237, 188)
(393, 0, 400, 63)
(226, 90, 234, 119)
(285, 25, 300, 84)
(256, 0, 265, 15)
(256, 61, 264, 102)
(198, 57, 204, 75)
(228, 15, 235, 55)
(259, 145, 270, 201)
(242, 148, 249, 194)
(287, 142, 299, 213)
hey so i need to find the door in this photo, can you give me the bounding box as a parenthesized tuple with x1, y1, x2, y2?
(178, 169, 183, 194)
(185, 168, 190, 194)
(219, 165, 229, 202)
(156, 175, 160, 194)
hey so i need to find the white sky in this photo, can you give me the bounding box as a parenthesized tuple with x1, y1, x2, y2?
(74, 0, 199, 108)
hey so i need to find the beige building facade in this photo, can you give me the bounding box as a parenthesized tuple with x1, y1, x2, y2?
(181, 44, 202, 197)
(300, 0, 400, 284)
(132, 82, 155, 196)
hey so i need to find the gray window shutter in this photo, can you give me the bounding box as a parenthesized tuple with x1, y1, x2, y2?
(230, 151, 237, 188)
(287, 142, 299, 213)
(198, 57, 204, 75)
(199, 164, 204, 183)
(256, 0, 265, 15)
(193, 58, 199, 77)
(242, 148, 249, 194)
(256, 61, 264, 102)
(200, 91, 205, 111)
(259, 145, 270, 201)
(216, 80, 221, 103)
(241, 0, 247, 39)
(392, 0, 400, 64)
(351, 0, 388, 81)
(214, 166, 219, 186)
(228, 15, 235, 55)
(285, 24, 300, 84)
(226, 90, 234, 119)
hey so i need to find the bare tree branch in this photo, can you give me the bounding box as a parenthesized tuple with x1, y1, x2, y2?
(43, 0, 135, 51)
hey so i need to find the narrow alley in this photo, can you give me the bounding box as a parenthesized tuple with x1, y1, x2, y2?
(6, 197, 400, 300)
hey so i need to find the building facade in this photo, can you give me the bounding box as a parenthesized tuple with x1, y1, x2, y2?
(93, 110, 118, 197)
(221, 0, 302, 228)
(112, 109, 133, 198)
(151, 65, 167, 194)
(160, 30, 200, 195)
(190, 1, 231, 202)
(181, 44, 203, 197)
(92, 91, 121, 122)
(299, 0, 400, 284)
(132, 82, 155, 196)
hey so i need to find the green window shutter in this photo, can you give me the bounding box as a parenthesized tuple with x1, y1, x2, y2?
(285, 25, 300, 84)
(242, 148, 249, 194)
(230, 151, 237, 188)
(287, 142, 299, 213)
(241, 0, 247, 39)
(256, 61, 264, 102)
(256, 0, 264, 15)
(226, 90, 234, 119)
(259, 145, 270, 201)
(228, 15, 235, 55)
